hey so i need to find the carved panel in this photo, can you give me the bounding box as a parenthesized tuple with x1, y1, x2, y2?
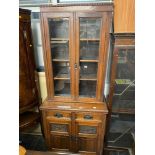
(79, 125, 97, 134)
(50, 123, 68, 132)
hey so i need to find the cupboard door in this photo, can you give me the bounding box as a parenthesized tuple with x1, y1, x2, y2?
(46, 110, 71, 151)
(41, 13, 75, 100)
(75, 12, 109, 101)
(75, 122, 101, 154)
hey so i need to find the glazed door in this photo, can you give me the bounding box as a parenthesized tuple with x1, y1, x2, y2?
(42, 13, 75, 100)
(75, 12, 109, 101)
(112, 46, 135, 113)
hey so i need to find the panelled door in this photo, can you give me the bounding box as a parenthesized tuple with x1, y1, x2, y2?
(41, 13, 75, 100)
(46, 110, 72, 151)
(75, 112, 105, 154)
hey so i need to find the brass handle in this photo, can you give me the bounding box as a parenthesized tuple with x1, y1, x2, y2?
(29, 44, 32, 47)
(19, 16, 22, 19)
(54, 113, 63, 118)
(84, 115, 93, 120)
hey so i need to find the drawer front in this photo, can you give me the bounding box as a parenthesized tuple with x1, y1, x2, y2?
(76, 112, 105, 121)
(46, 110, 71, 119)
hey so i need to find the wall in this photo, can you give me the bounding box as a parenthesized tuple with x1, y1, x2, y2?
(38, 72, 47, 101)
(114, 0, 135, 33)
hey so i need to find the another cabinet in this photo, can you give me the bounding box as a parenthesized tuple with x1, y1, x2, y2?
(19, 8, 40, 129)
(19, 8, 39, 112)
(40, 3, 113, 154)
(104, 33, 135, 153)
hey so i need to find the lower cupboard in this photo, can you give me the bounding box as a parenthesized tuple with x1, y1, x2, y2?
(40, 101, 108, 155)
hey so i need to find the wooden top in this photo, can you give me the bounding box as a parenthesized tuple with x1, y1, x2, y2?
(40, 3, 113, 12)
(114, 33, 135, 46)
(40, 99, 108, 113)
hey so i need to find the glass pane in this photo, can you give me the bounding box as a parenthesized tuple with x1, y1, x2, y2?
(80, 41, 99, 60)
(107, 113, 134, 148)
(112, 48, 135, 112)
(48, 18, 70, 97)
(79, 17, 101, 98)
(79, 81, 96, 97)
(80, 62, 97, 80)
(52, 62, 70, 79)
(49, 18, 69, 38)
(80, 18, 101, 39)
(50, 123, 68, 132)
(54, 80, 70, 96)
(51, 42, 69, 60)
(79, 125, 97, 134)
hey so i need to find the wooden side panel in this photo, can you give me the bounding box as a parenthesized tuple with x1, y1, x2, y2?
(114, 0, 135, 33)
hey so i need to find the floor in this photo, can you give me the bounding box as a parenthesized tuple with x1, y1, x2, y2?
(19, 123, 48, 151)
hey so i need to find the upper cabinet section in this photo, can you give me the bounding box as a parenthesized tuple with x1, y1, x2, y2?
(40, 4, 113, 102)
(114, 0, 135, 33)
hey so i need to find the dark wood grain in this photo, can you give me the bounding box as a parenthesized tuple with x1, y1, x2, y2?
(19, 8, 39, 113)
(19, 8, 40, 130)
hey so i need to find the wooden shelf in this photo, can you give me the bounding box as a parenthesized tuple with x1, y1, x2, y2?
(54, 74, 70, 80)
(80, 38, 100, 41)
(51, 38, 69, 40)
(51, 40, 68, 44)
(19, 111, 40, 130)
(52, 59, 69, 62)
(80, 78, 97, 81)
(54, 77, 70, 80)
(80, 59, 99, 62)
(80, 74, 97, 81)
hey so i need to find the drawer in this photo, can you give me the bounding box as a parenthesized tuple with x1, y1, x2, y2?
(46, 110, 71, 119)
(76, 112, 104, 121)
